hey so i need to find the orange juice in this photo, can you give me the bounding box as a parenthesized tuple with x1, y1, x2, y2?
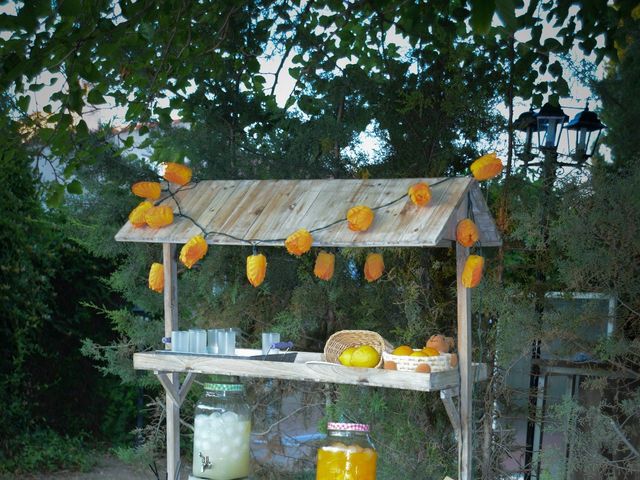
(316, 423, 377, 480)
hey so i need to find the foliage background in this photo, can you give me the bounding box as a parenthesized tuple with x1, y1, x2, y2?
(1, 0, 639, 478)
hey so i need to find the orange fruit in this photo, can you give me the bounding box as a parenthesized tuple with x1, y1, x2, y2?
(421, 347, 440, 356)
(350, 345, 380, 368)
(392, 345, 413, 356)
(410, 350, 428, 357)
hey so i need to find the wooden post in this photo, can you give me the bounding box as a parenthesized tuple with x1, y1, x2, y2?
(163, 243, 180, 480)
(456, 201, 473, 480)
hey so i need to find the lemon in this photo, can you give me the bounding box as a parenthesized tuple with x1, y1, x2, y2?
(338, 347, 357, 366)
(392, 345, 414, 356)
(410, 350, 428, 357)
(349, 345, 380, 368)
(421, 347, 440, 356)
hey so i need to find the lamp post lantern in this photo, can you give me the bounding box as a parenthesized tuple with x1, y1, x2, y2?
(535, 102, 569, 151)
(565, 104, 606, 163)
(514, 107, 537, 167)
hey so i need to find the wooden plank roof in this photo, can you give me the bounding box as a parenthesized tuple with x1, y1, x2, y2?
(115, 178, 501, 248)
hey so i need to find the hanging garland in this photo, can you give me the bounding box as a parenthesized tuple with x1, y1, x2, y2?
(132, 152, 502, 292)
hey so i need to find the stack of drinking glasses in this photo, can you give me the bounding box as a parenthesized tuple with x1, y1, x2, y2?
(171, 328, 238, 355)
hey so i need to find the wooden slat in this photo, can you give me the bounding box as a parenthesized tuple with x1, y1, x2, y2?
(134, 351, 488, 393)
(114, 178, 502, 248)
(202, 180, 259, 241)
(470, 184, 502, 247)
(245, 180, 322, 242)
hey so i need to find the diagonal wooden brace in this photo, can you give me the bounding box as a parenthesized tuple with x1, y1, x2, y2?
(155, 371, 196, 408)
(440, 386, 461, 443)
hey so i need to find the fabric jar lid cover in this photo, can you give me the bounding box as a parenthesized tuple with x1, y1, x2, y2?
(203, 383, 244, 392)
(327, 422, 370, 432)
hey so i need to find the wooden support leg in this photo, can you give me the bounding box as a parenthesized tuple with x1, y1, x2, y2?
(163, 244, 179, 480)
(167, 372, 180, 480)
(156, 371, 195, 480)
(456, 209, 473, 480)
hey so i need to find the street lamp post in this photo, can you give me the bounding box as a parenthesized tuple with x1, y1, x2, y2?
(515, 101, 604, 480)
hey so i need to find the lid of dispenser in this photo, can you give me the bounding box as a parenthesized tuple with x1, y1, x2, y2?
(203, 383, 244, 392)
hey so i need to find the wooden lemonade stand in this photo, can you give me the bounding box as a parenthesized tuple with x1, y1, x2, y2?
(115, 176, 501, 480)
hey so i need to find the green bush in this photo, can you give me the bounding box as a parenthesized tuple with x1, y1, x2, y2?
(0, 429, 95, 474)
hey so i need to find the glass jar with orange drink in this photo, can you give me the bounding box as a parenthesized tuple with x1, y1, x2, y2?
(316, 422, 377, 480)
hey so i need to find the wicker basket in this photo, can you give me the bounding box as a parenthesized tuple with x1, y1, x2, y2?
(323, 330, 394, 368)
(382, 350, 456, 373)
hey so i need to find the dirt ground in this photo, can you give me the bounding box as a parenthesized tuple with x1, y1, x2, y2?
(1, 455, 190, 480)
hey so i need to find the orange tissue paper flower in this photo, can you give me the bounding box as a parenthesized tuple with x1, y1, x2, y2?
(148, 262, 164, 293)
(247, 253, 267, 287)
(129, 201, 153, 228)
(408, 182, 432, 206)
(462, 255, 484, 288)
(314, 251, 335, 281)
(144, 205, 174, 228)
(285, 228, 313, 256)
(131, 181, 162, 200)
(347, 205, 374, 232)
(161, 162, 192, 185)
(470, 152, 503, 181)
(456, 219, 479, 247)
(364, 253, 384, 282)
(179, 235, 208, 269)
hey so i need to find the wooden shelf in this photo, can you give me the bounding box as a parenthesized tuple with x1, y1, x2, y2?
(134, 349, 488, 393)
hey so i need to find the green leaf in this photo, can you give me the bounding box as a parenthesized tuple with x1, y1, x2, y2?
(297, 95, 319, 115)
(319, 15, 333, 28)
(548, 60, 563, 77)
(63, 161, 78, 178)
(288, 67, 301, 80)
(16, 96, 30, 112)
(66, 179, 83, 195)
(495, 0, 516, 30)
(76, 119, 89, 137)
(543, 38, 563, 53)
(139, 22, 154, 41)
(59, 0, 82, 16)
(470, 0, 496, 34)
(87, 89, 106, 105)
(46, 183, 65, 208)
(28, 83, 45, 92)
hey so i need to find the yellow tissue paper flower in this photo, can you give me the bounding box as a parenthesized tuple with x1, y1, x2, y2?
(314, 251, 335, 281)
(148, 262, 164, 293)
(347, 205, 374, 232)
(470, 152, 503, 181)
(285, 229, 313, 256)
(364, 253, 384, 282)
(129, 201, 153, 228)
(144, 205, 174, 228)
(408, 182, 432, 206)
(456, 219, 479, 247)
(161, 162, 192, 185)
(131, 181, 162, 200)
(179, 235, 208, 269)
(462, 255, 484, 288)
(246, 253, 267, 287)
